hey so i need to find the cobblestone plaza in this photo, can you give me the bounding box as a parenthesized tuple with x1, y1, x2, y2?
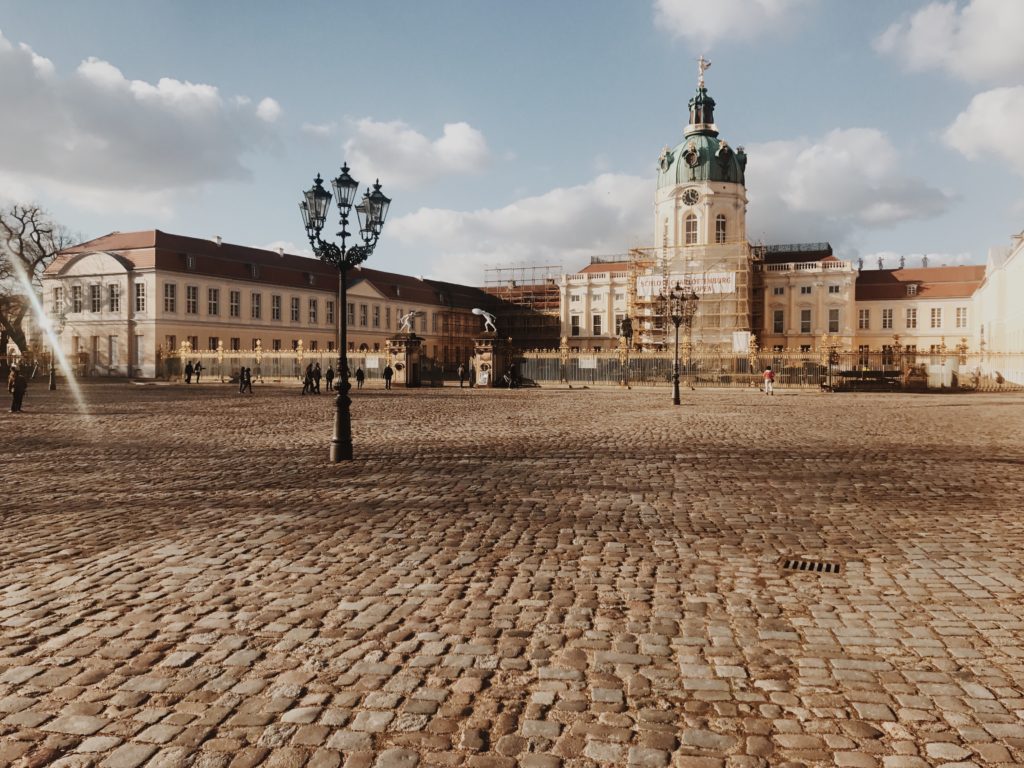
(3, 383, 1024, 768)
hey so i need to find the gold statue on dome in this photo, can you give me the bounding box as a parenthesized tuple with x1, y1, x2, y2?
(698, 55, 711, 87)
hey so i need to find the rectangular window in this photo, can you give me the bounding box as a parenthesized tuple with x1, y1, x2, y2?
(570, 295, 581, 303)
(800, 308, 811, 334)
(230, 337, 240, 351)
(359, 304, 368, 326)
(53, 286, 64, 312)
(907, 284, 918, 296)
(229, 290, 241, 318)
(310, 340, 318, 351)
(108, 284, 121, 313)
(571, 316, 581, 336)
(72, 285, 83, 313)
(134, 283, 146, 313)
(858, 309, 870, 330)
(90, 284, 102, 312)
(373, 305, 381, 328)
(800, 285, 812, 295)
(773, 309, 784, 334)
(272, 339, 281, 351)
(251, 292, 262, 320)
(326, 300, 335, 324)
(828, 285, 840, 294)
(614, 314, 624, 335)
(328, 341, 335, 352)
(188, 335, 198, 351)
(829, 308, 840, 333)
(614, 292, 625, 302)
(715, 216, 726, 244)
(348, 302, 355, 324)
(186, 286, 199, 315)
(882, 308, 893, 330)
(420, 313, 427, 332)
(385, 307, 391, 329)
(592, 314, 602, 336)
(164, 283, 176, 313)
(271, 295, 281, 321)
(208, 288, 219, 316)
(432, 312, 439, 332)
(930, 307, 942, 328)
(208, 337, 219, 351)
(291, 297, 300, 322)
(684, 215, 697, 245)
(165, 335, 176, 352)
(772, 287, 784, 296)
(906, 307, 917, 329)
(956, 306, 967, 328)
(799, 344, 811, 353)
(309, 298, 318, 324)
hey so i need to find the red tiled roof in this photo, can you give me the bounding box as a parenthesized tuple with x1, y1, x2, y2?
(579, 261, 629, 274)
(47, 230, 502, 311)
(855, 265, 985, 301)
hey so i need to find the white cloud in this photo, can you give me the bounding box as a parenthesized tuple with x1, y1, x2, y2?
(343, 119, 489, 188)
(389, 173, 650, 283)
(301, 122, 337, 138)
(876, 0, 1024, 82)
(0, 29, 280, 214)
(653, 0, 813, 47)
(944, 86, 1024, 176)
(256, 97, 282, 122)
(745, 128, 949, 244)
(260, 240, 315, 259)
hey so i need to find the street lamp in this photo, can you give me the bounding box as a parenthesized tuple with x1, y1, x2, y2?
(660, 283, 699, 406)
(300, 165, 391, 462)
(619, 316, 633, 388)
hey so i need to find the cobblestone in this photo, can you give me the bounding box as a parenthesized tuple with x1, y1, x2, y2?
(2, 383, 1024, 766)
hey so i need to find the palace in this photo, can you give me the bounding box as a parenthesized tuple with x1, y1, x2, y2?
(41, 230, 512, 377)
(557, 63, 986, 358)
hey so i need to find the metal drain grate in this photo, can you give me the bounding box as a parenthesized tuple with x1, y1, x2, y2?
(781, 557, 842, 574)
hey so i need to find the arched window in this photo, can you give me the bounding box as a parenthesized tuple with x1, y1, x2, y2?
(684, 214, 698, 245)
(359, 343, 369, 352)
(715, 215, 726, 244)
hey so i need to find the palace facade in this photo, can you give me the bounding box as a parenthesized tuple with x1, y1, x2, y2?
(41, 230, 506, 377)
(557, 69, 986, 357)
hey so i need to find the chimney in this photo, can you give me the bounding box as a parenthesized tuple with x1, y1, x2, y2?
(214, 235, 222, 246)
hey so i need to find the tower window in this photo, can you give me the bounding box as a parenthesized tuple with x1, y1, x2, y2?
(684, 214, 698, 245)
(715, 215, 726, 244)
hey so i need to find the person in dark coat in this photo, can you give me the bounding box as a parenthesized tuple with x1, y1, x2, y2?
(325, 366, 335, 391)
(242, 367, 253, 394)
(9, 368, 27, 412)
(301, 363, 313, 395)
(382, 364, 394, 390)
(313, 362, 322, 393)
(355, 367, 365, 389)
(458, 364, 466, 388)
(194, 361, 203, 383)
(238, 368, 246, 394)
(184, 361, 194, 384)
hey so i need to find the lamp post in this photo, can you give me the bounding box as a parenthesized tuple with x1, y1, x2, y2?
(619, 317, 633, 388)
(300, 165, 391, 462)
(660, 283, 699, 406)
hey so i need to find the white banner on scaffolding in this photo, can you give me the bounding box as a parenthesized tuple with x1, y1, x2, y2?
(636, 272, 735, 298)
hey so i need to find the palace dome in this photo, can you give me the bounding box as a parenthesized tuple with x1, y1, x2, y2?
(657, 83, 747, 189)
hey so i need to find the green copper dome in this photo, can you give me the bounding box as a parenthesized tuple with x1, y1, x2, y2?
(656, 82, 747, 189)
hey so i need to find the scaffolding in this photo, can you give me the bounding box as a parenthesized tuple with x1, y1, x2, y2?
(482, 264, 562, 314)
(627, 241, 754, 351)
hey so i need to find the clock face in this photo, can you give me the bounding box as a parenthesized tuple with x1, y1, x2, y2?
(683, 188, 700, 205)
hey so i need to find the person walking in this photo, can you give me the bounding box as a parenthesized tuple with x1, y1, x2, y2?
(302, 363, 313, 395)
(355, 367, 365, 389)
(458, 363, 466, 388)
(238, 368, 246, 394)
(9, 368, 27, 412)
(242, 367, 253, 394)
(469, 363, 475, 388)
(184, 360, 193, 384)
(383, 364, 393, 390)
(194, 361, 203, 383)
(763, 366, 775, 396)
(325, 365, 335, 391)
(313, 362, 322, 394)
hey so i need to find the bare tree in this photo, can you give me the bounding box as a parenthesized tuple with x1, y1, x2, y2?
(0, 204, 76, 370)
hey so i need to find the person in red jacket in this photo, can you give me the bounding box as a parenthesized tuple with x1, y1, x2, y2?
(763, 366, 775, 396)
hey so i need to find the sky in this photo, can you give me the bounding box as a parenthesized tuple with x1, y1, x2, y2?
(1, 0, 1022, 284)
